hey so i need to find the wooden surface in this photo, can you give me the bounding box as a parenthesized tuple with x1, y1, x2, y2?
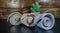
(0, 0, 60, 19)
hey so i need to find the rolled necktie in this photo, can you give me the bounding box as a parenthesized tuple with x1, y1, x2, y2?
(34, 13, 55, 30)
(7, 12, 22, 25)
(21, 13, 36, 27)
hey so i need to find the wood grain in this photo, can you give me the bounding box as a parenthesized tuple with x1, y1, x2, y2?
(0, 0, 60, 19)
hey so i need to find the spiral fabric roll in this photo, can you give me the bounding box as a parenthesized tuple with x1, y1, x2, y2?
(34, 13, 55, 30)
(7, 12, 22, 25)
(21, 13, 36, 27)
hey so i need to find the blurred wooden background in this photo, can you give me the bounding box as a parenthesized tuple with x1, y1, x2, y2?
(0, 0, 60, 19)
